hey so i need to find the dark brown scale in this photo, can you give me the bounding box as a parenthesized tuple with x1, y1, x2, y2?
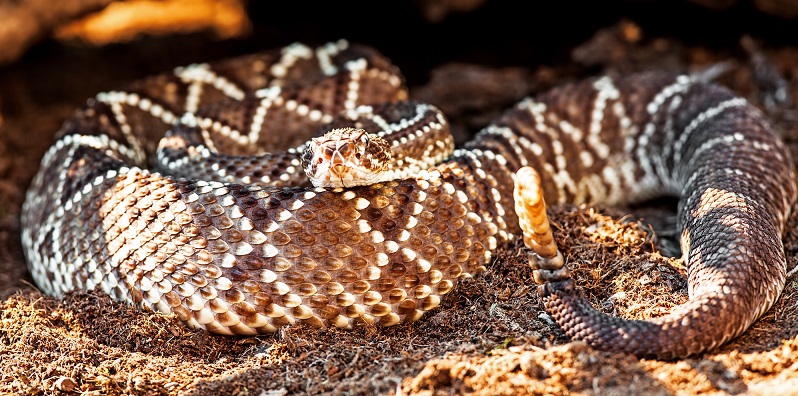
(311, 271, 332, 284)
(308, 244, 328, 258)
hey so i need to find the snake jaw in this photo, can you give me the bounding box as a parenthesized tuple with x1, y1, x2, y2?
(302, 127, 392, 188)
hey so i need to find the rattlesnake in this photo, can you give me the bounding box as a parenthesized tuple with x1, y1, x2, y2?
(21, 40, 796, 359)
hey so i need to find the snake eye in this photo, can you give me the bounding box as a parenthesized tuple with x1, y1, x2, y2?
(355, 153, 362, 159)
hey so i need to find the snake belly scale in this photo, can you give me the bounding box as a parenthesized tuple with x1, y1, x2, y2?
(21, 40, 796, 359)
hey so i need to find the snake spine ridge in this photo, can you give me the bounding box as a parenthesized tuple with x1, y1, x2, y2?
(21, 40, 796, 359)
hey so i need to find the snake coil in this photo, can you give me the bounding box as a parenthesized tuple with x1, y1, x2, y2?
(22, 40, 796, 359)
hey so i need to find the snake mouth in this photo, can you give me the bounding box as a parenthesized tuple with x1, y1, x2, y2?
(329, 163, 351, 180)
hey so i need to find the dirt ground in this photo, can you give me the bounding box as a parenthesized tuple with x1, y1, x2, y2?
(2, 2, 798, 395)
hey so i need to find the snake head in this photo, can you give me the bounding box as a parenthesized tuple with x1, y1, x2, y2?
(302, 127, 392, 188)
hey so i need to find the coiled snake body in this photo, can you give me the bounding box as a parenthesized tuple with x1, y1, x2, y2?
(21, 40, 796, 359)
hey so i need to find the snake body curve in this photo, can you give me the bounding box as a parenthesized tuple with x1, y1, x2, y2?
(21, 40, 796, 359)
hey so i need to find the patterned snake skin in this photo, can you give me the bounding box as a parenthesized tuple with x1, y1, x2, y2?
(21, 40, 796, 359)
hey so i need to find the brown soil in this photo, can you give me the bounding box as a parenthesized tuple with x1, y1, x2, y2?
(2, 2, 798, 395)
